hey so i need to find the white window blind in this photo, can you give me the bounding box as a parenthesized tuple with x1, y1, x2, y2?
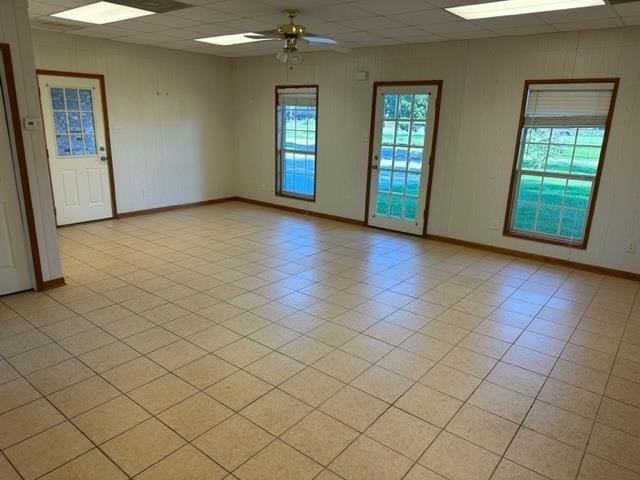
(525, 82, 615, 125)
(277, 88, 316, 107)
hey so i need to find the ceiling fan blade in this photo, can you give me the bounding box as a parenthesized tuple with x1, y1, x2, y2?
(304, 34, 337, 45)
(244, 30, 281, 40)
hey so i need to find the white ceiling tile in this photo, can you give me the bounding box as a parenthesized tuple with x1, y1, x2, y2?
(115, 19, 171, 32)
(397, 33, 444, 43)
(376, 26, 429, 39)
(70, 25, 133, 38)
(25, 0, 640, 58)
(493, 24, 557, 36)
(170, 6, 241, 22)
(28, 1, 63, 15)
(38, 0, 92, 7)
(216, 17, 275, 32)
(337, 16, 405, 30)
(255, 12, 324, 26)
(304, 22, 357, 34)
(389, 8, 459, 26)
(180, 23, 238, 36)
(553, 17, 624, 31)
(332, 30, 389, 42)
(306, 4, 374, 21)
(261, 0, 344, 8)
(364, 37, 405, 46)
(208, 0, 281, 16)
(614, 1, 640, 17)
(423, 20, 485, 34)
(352, 0, 433, 16)
(473, 14, 546, 30)
(424, 0, 476, 7)
(442, 29, 495, 40)
(136, 14, 203, 28)
(623, 15, 640, 25)
(538, 5, 617, 23)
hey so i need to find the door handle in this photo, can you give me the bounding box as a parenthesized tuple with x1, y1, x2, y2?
(100, 156, 108, 162)
(371, 164, 378, 170)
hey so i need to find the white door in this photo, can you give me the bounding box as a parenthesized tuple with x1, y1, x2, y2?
(367, 85, 439, 235)
(39, 75, 113, 225)
(0, 79, 32, 294)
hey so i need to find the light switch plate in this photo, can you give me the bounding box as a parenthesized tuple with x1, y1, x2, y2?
(23, 117, 42, 131)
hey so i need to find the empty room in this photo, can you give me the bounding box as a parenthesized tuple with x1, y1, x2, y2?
(1, 0, 640, 478)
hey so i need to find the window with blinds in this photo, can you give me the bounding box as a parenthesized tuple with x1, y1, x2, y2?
(505, 80, 618, 248)
(275, 86, 318, 201)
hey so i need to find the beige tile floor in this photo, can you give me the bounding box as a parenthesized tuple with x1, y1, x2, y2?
(1, 201, 639, 479)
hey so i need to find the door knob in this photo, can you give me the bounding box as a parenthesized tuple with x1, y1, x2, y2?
(100, 156, 108, 162)
(371, 164, 378, 170)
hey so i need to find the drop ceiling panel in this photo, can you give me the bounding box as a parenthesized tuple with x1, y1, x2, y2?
(27, 0, 640, 57)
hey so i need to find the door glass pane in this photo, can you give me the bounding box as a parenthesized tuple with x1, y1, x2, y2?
(84, 135, 97, 154)
(374, 91, 431, 223)
(68, 112, 82, 133)
(384, 95, 397, 119)
(406, 173, 420, 196)
(398, 95, 412, 119)
(405, 198, 418, 220)
(65, 89, 79, 110)
(382, 121, 396, 144)
(393, 147, 408, 170)
(51, 88, 65, 110)
(410, 122, 425, 146)
(79, 89, 93, 111)
(378, 170, 391, 193)
(408, 148, 423, 171)
(413, 95, 428, 120)
(56, 135, 70, 156)
(376, 194, 390, 215)
(81, 112, 95, 133)
(380, 146, 393, 169)
(396, 121, 410, 145)
(70, 135, 84, 155)
(53, 112, 67, 134)
(390, 195, 403, 217)
(50, 86, 98, 157)
(391, 171, 406, 194)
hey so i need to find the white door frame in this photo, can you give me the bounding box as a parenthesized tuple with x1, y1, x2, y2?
(365, 81, 442, 236)
(37, 70, 117, 226)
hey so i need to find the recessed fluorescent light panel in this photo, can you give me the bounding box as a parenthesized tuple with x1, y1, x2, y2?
(446, 0, 605, 20)
(195, 33, 269, 46)
(51, 1, 154, 24)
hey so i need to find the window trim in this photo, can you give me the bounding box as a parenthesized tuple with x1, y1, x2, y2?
(503, 78, 619, 249)
(274, 84, 319, 202)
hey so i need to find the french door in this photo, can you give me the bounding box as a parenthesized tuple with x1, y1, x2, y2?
(39, 74, 113, 225)
(367, 83, 440, 235)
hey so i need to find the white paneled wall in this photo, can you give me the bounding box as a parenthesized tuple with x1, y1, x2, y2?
(32, 30, 235, 214)
(0, 0, 61, 284)
(232, 27, 640, 274)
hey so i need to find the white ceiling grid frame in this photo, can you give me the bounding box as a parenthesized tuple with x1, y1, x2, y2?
(26, 0, 640, 56)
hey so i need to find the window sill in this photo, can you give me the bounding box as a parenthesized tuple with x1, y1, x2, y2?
(276, 191, 316, 203)
(503, 229, 588, 250)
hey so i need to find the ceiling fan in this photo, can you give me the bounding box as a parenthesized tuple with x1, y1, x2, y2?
(246, 10, 349, 65)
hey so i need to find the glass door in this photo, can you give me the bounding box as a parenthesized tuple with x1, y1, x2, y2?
(367, 84, 439, 235)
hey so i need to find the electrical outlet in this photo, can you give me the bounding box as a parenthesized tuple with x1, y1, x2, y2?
(143, 188, 149, 198)
(627, 241, 636, 254)
(491, 220, 500, 231)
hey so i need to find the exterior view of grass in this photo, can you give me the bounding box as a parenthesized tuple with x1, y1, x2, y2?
(512, 126, 603, 241)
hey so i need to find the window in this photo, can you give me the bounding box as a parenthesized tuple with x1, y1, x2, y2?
(50, 87, 97, 157)
(505, 80, 618, 248)
(276, 86, 318, 201)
